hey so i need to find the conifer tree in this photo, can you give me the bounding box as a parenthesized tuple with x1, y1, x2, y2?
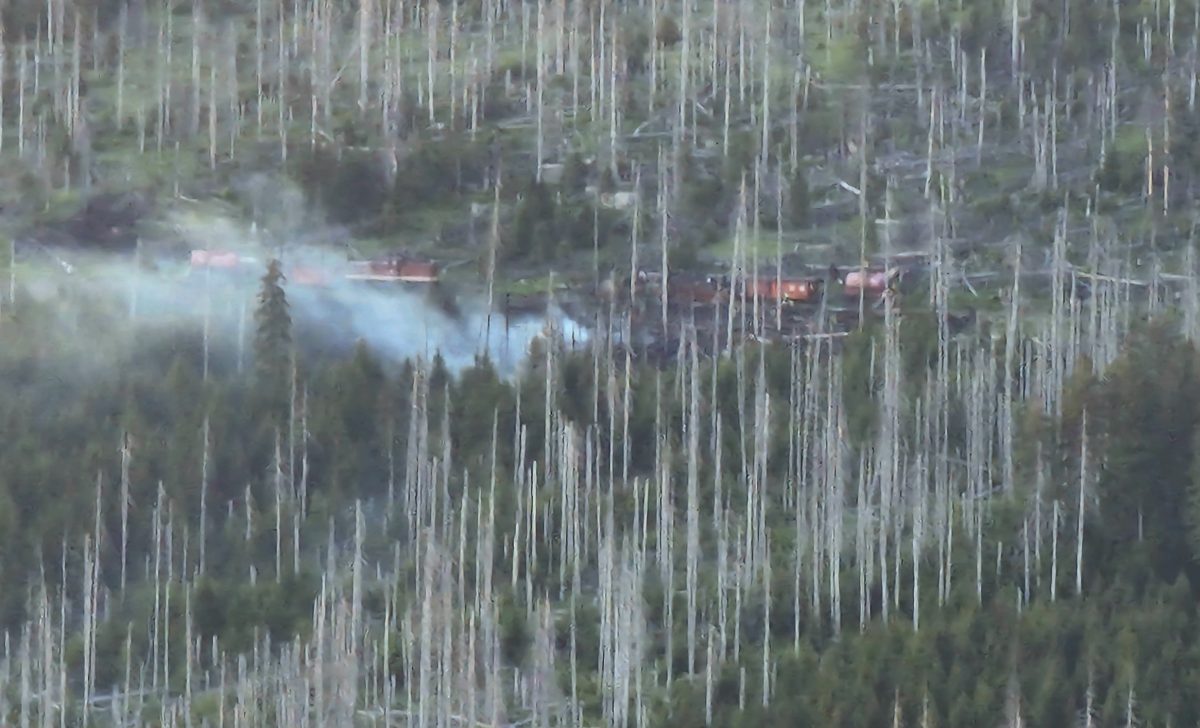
(255, 259, 292, 415)
(788, 165, 810, 229)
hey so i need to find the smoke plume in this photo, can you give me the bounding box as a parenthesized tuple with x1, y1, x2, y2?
(12, 206, 590, 381)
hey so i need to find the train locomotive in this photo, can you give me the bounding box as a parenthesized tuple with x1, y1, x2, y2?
(630, 265, 901, 309)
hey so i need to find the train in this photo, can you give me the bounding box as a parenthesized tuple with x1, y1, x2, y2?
(187, 248, 900, 315)
(624, 265, 901, 308)
(188, 249, 441, 288)
(345, 255, 439, 283)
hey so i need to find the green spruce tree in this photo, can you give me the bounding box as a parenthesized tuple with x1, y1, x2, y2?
(254, 259, 292, 415)
(788, 164, 810, 228)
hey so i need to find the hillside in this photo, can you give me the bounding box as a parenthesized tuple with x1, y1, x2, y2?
(1, 0, 1195, 283)
(2, 1, 1200, 727)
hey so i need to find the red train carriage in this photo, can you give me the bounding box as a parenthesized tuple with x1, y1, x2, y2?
(668, 275, 727, 306)
(774, 277, 824, 303)
(289, 265, 330, 287)
(664, 274, 825, 306)
(841, 268, 900, 299)
(191, 250, 331, 287)
(345, 255, 439, 283)
(190, 249, 252, 269)
(738, 276, 824, 304)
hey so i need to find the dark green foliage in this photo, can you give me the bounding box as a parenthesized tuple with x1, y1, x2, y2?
(598, 167, 617, 195)
(452, 354, 514, 467)
(624, 24, 652, 75)
(680, 165, 727, 220)
(2, 2, 48, 41)
(560, 152, 590, 195)
(498, 590, 531, 665)
(292, 133, 491, 234)
(3, 0, 1200, 719)
(390, 132, 491, 211)
(4, 276, 1200, 722)
(505, 176, 624, 262)
(1086, 322, 1199, 577)
(194, 571, 320, 654)
(295, 148, 389, 227)
(660, 580, 1200, 728)
(655, 16, 682, 47)
(309, 341, 387, 498)
(1096, 126, 1150, 195)
(840, 326, 878, 446)
(722, 132, 759, 187)
(254, 259, 292, 415)
(509, 178, 560, 260)
(673, 150, 732, 247)
(787, 165, 810, 228)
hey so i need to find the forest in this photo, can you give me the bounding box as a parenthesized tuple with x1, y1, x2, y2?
(6, 248, 1200, 727)
(2, 0, 1200, 725)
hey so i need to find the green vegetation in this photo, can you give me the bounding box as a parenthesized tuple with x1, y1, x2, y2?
(1, 0, 1199, 724)
(0, 269, 1198, 724)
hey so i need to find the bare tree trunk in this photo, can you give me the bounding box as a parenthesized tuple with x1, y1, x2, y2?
(0, 35, 6, 156)
(1076, 412, 1088, 596)
(1051, 499, 1059, 602)
(685, 335, 701, 675)
(120, 433, 132, 594)
(360, 0, 373, 111)
(200, 417, 210, 576)
(275, 432, 284, 581)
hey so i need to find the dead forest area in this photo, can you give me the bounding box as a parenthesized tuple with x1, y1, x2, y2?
(4, 0, 1200, 726)
(8, 248, 1200, 728)
(0, 0, 1198, 276)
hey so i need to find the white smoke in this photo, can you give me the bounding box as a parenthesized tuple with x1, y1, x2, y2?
(288, 276, 590, 379)
(16, 206, 590, 381)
